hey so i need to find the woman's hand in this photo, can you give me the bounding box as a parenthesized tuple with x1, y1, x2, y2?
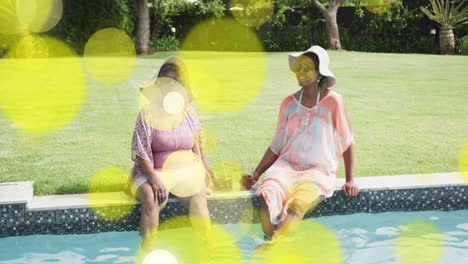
(342, 180, 359, 197)
(241, 171, 260, 190)
(245, 147, 278, 190)
(150, 178, 169, 205)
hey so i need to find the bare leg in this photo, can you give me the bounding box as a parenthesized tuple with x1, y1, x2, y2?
(259, 195, 276, 238)
(137, 183, 168, 241)
(176, 188, 211, 236)
(274, 196, 323, 238)
(275, 208, 304, 237)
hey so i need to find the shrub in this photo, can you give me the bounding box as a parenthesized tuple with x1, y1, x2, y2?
(261, 27, 313, 51)
(456, 35, 468, 55)
(151, 35, 180, 52)
(157, 0, 226, 37)
(0, 39, 7, 58)
(47, 0, 136, 55)
(343, 0, 434, 53)
(0, 34, 19, 58)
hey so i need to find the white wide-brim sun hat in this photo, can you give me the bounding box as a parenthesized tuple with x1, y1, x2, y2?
(288, 45, 336, 87)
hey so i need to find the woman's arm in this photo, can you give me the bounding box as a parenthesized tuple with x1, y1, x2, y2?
(243, 97, 289, 189)
(254, 147, 278, 177)
(243, 147, 278, 189)
(192, 130, 215, 191)
(135, 156, 168, 205)
(332, 95, 358, 197)
(342, 144, 359, 197)
(343, 144, 354, 182)
(200, 154, 215, 191)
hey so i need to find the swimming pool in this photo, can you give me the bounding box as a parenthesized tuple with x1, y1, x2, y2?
(1, 209, 467, 264)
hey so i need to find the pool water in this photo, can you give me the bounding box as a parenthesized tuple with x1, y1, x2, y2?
(1, 209, 467, 264)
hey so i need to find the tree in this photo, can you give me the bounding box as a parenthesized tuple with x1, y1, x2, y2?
(421, 0, 468, 55)
(136, 0, 152, 54)
(150, 0, 164, 40)
(311, 0, 344, 50)
(148, 0, 225, 44)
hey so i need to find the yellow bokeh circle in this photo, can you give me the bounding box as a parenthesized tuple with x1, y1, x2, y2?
(163, 91, 185, 115)
(138, 77, 188, 131)
(161, 150, 206, 197)
(254, 242, 307, 264)
(135, 216, 242, 264)
(396, 220, 443, 264)
(0, 35, 86, 134)
(9, 34, 49, 64)
(84, 28, 136, 84)
(230, 0, 274, 28)
(179, 18, 267, 113)
(212, 160, 243, 192)
(230, 199, 257, 241)
(363, 0, 393, 15)
(458, 141, 468, 183)
(259, 220, 342, 264)
(87, 167, 136, 221)
(0, 0, 24, 35)
(286, 180, 321, 216)
(16, 0, 63, 33)
(142, 249, 178, 264)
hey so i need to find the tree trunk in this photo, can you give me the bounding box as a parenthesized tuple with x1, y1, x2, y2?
(136, 0, 152, 55)
(439, 26, 455, 55)
(311, 0, 343, 50)
(325, 8, 342, 50)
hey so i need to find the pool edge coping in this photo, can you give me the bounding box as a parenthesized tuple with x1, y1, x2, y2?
(1, 172, 466, 211)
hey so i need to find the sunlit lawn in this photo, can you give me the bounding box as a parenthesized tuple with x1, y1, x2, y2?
(0, 51, 467, 195)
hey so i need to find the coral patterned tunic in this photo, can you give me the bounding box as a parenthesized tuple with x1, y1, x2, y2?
(255, 90, 354, 224)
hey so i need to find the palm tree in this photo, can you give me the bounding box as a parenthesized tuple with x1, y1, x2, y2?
(421, 0, 468, 55)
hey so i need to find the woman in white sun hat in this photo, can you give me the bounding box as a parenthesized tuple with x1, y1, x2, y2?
(243, 45, 359, 240)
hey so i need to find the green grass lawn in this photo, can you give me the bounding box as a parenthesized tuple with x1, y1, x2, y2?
(0, 51, 467, 195)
